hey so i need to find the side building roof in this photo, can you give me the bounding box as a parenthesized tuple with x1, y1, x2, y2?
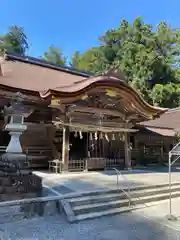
(138, 108, 180, 137)
(140, 108, 180, 130)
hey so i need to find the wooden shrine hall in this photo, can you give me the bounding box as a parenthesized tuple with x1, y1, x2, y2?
(0, 53, 167, 171)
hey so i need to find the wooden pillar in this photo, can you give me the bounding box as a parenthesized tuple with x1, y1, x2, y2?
(124, 131, 131, 169)
(62, 126, 69, 171)
(86, 132, 89, 158)
(46, 125, 59, 158)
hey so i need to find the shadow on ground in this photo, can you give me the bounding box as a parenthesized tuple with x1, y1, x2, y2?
(102, 166, 180, 176)
(0, 207, 179, 239)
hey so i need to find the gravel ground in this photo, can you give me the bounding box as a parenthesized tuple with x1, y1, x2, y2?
(1, 169, 180, 239)
(0, 211, 180, 240)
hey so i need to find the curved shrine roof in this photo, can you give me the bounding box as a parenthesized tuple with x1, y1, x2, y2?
(0, 53, 167, 121)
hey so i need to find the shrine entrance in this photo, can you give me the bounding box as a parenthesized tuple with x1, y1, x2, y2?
(69, 132, 87, 160)
(41, 75, 166, 172)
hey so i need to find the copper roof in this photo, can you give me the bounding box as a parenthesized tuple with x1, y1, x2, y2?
(43, 75, 167, 118)
(140, 108, 180, 130)
(0, 53, 89, 92)
(145, 127, 176, 137)
(0, 53, 167, 122)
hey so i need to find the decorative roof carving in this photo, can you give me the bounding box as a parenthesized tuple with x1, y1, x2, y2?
(46, 75, 167, 122)
(103, 67, 127, 82)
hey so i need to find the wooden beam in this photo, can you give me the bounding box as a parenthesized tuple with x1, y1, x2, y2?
(50, 103, 149, 122)
(53, 121, 138, 133)
(49, 104, 65, 113)
(69, 105, 126, 119)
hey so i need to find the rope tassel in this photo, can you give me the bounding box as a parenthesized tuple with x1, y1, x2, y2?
(90, 132, 93, 141)
(79, 131, 83, 139)
(100, 132, 103, 139)
(105, 133, 109, 142)
(95, 132, 98, 140)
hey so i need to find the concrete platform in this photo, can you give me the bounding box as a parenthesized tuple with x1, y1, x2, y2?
(35, 167, 180, 196)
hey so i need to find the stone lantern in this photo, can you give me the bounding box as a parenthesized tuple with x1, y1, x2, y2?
(2, 92, 33, 169)
(0, 92, 42, 203)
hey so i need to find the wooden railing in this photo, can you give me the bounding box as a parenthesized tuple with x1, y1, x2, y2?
(68, 159, 86, 171)
(67, 158, 124, 172)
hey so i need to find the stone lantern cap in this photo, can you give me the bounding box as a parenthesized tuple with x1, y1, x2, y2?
(3, 92, 33, 118)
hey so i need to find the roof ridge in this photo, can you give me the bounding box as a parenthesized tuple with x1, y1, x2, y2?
(166, 107, 180, 113)
(143, 125, 174, 130)
(6, 52, 91, 78)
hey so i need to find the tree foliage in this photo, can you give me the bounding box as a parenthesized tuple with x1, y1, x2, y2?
(70, 17, 180, 108)
(2, 19, 180, 108)
(41, 46, 66, 65)
(0, 25, 28, 55)
(71, 48, 107, 74)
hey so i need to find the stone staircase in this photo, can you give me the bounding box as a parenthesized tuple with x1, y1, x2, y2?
(1, 182, 180, 224)
(62, 182, 180, 222)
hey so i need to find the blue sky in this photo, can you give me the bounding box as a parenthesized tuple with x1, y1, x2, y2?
(0, 0, 180, 60)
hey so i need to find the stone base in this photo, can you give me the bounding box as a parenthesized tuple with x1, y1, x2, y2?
(166, 214, 177, 221)
(0, 173, 42, 202)
(2, 152, 29, 170)
(0, 199, 62, 223)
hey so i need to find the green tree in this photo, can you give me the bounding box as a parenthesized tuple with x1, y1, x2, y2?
(70, 51, 81, 68)
(72, 17, 180, 107)
(71, 47, 107, 74)
(151, 84, 180, 108)
(41, 46, 66, 65)
(0, 25, 28, 55)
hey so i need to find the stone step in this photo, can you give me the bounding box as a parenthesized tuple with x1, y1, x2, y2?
(68, 185, 180, 206)
(75, 204, 143, 222)
(66, 182, 180, 199)
(73, 191, 180, 221)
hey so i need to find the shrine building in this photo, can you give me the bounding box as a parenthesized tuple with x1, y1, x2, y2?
(0, 53, 175, 172)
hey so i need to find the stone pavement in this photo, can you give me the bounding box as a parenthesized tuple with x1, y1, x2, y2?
(137, 197, 180, 231)
(35, 167, 180, 196)
(1, 168, 180, 239)
(1, 198, 180, 239)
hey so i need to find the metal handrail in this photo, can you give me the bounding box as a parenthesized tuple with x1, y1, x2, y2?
(167, 141, 180, 219)
(112, 168, 131, 208)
